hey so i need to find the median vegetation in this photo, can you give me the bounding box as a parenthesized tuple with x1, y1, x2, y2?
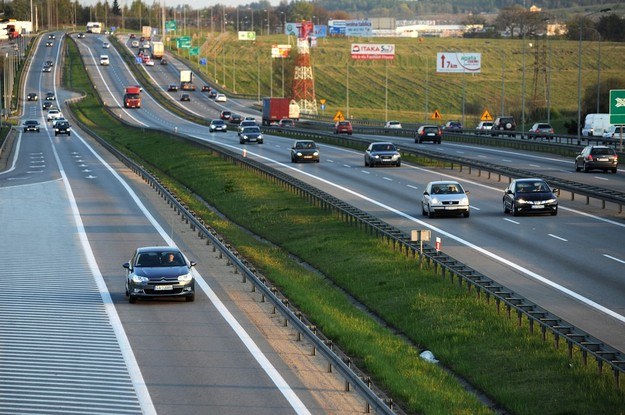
(64, 38, 625, 415)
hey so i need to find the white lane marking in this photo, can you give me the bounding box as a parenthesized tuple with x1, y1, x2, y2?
(604, 254, 625, 265)
(548, 234, 568, 242)
(212, 142, 625, 325)
(343, 164, 350, 168)
(503, 218, 519, 224)
(54, 128, 311, 414)
(501, 159, 512, 162)
(361, 170, 370, 174)
(407, 184, 418, 190)
(383, 177, 393, 181)
(0, 131, 22, 176)
(594, 176, 609, 181)
(470, 205, 480, 211)
(327, 159, 334, 163)
(529, 164, 540, 167)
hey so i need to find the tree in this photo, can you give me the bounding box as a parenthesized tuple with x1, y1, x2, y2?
(112, 0, 121, 16)
(597, 14, 625, 42)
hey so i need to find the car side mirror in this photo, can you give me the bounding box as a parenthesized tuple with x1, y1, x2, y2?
(123, 262, 130, 269)
(423, 191, 429, 196)
(552, 188, 560, 195)
(190, 261, 197, 267)
(465, 191, 470, 195)
(505, 189, 513, 194)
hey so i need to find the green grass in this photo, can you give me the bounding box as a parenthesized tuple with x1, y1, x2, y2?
(187, 33, 624, 129)
(65, 38, 625, 415)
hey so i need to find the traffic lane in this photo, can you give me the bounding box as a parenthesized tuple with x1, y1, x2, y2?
(400, 138, 625, 193)
(198, 134, 625, 351)
(53, 131, 319, 414)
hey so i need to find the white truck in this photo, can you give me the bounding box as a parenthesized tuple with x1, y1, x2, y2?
(152, 41, 164, 59)
(180, 70, 196, 91)
(141, 26, 152, 40)
(582, 113, 611, 137)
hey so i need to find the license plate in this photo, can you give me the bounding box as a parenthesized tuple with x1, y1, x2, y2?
(303, 155, 312, 158)
(155, 285, 173, 291)
(597, 158, 608, 161)
(427, 133, 435, 136)
(531, 205, 545, 209)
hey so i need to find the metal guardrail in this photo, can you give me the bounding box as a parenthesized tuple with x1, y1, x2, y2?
(262, 126, 625, 214)
(69, 35, 625, 396)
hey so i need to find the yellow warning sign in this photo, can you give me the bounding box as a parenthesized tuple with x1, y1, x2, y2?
(333, 110, 345, 122)
(480, 110, 493, 121)
(319, 99, 326, 105)
(431, 110, 442, 121)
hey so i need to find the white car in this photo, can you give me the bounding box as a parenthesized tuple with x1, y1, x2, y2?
(602, 125, 625, 140)
(384, 120, 402, 129)
(422, 180, 470, 218)
(475, 121, 493, 133)
(100, 55, 110, 65)
(103, 42, 110, 48)
(131, 40, 139, 48)
(145, 59, 154, 66)
(47, 109, 62, 121)
(215, 93, 227, 102)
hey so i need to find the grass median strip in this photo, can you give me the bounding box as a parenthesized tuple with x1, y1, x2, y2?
(64, 38, 625, 415)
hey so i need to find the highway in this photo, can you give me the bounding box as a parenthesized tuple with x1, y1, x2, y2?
(2, 30, 624, 413)
(0, 32, 362, 414)
(79, 32, 625, 355)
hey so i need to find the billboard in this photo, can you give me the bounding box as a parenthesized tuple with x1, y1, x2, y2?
(345, 20, 372, 37)
(272, 44, 292, 58)
(436, 52, 481, 73)
(238, 31, 256, 41)
(351, 43, 395, 60)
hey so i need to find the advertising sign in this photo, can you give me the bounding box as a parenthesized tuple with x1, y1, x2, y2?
(351, 43, 395, 60)
(285, 22, 299, 36)
(328, 20, 346, 36)
(436, 52, 481, 73)
(238, 31, 256, 41)
(345, 20, 372, 37)
(271, 44, 292, 59)
(314, 25, 327, 38)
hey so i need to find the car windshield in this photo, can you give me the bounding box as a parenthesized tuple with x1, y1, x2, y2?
(243, 127, 261, 134)
(517, 181, 548, 193)
(431, 184, 463, 194)
(212, 120, 225, 125)
(135, 251, 184, 267)
(296, 141, 316, 149)
(372, 144, 396, 152)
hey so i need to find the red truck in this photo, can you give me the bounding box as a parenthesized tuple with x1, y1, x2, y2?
(123, 86, 141, 108)
(262, 98, 300, 126)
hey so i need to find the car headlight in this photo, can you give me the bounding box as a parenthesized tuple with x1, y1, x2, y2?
(296, 152, 303, 157)
(431, 197, 440, 204)
(460, 197, 469, 206)
(313, 151, 319, 156)
(178, 273, 193, 284)
(242, 135, 248, 139)
(544, 198, 557, 204)
(373, 154, 380, 159)
(131, 275, 149, 284)
(391, 154, 399, 160)
(516, 198, 528, 204)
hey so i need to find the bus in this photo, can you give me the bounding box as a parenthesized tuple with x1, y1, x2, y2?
(86, 22, 103, 34)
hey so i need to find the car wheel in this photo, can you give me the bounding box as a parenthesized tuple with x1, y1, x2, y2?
(396, 161, 401, 167)
(185, 293, 195, 302)
(239, 140, 245, 144)
(427, 208, 435, 218)
(575, 162, 581, 172)
(129, 296, 137, 304)
(612, 168, 617, 173)
(550, 210, 557, 216)
(583, 163, 589, 173)
(422, 203, 427, 216)
(511, 202, 519, 216)
(259, 140, 263, 144)
(503, 201, 509, 214)
(463, 210, 470, 218)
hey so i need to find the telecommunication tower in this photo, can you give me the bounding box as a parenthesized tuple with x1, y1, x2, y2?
(291, 22, 318, 115)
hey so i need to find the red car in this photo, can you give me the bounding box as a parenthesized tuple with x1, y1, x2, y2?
(334, 120, 353, 135)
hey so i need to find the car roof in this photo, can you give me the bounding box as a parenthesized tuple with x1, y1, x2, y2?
(211, 119, 225, 123)
(515, 178, 546, 184)
(136, 246, 182, 254)
(428, 180, 461, 185)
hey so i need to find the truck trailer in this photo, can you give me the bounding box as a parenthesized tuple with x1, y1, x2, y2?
(262, 98, 300, 126)
(180, 70, 196, 91)
(123, 86, 142, 108)
(151, 41, 164, 59)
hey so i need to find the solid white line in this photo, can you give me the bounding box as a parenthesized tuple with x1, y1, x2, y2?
(64, 128, 311, 414)
(548, 234, 568, 242)
(594, 176, 609, 181)
(216, 142, 625, 325)
(383, 177, 392, 181)
(503, 218, 519, 224)
(407, 184, 419, 189)
(604, 254, 625, 265)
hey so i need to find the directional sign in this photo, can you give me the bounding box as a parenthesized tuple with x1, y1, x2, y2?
(189, 47, 199, 56)
(431, 110, 442, 121)
(480, 110, 493, 121)
(165, 20, 177, 32)
(333, 111, 345, 122)
(610, 90, 625, 125)
(436, 52, 481, 73)
(176, 36, 191, 48)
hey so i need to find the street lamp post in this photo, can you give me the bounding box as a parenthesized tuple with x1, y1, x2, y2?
(265, 9, 269, 35)
(577, 8, 611, 144)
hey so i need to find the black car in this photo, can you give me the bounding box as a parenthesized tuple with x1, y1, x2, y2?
(77, 33, 85, 38)
(291, 140, 320, 163)
(229, 113, 242, 124)
(503, 178, 558, 216)
(239, 126, 263, 144)
(492, 116, 517, 137)
(160, 58, 168, 65)
(45, 41, 53, 47)
(443, 120, 463, 132)
(364, 142, 401, 167)
(180, 93, 191, 102)
(167, 84, 179, 92)
(45, 60, 54, 67)
(123, 246, 196, 303)
(23, 120, 40, 132)
(575, 145, 618, 173)
(48, 34, 56, 39)
(416, 125, 442, 144)
(208, 90, 218, 99)
(45, 92, 55, 101)
(220, 110, 231, 120)
(54, 121, 71, 136)
(27, 92, 38, 101)
(201, 85, 211, 92)
(42, 66, 52, 72)
(42, 100, 54, 110)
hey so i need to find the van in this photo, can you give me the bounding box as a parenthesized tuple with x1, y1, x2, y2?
(100, 55, 110, 66)
(582, 113, 610, 137)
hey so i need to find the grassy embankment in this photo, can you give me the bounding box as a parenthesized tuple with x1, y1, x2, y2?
(186, 33, 624, 132)
(64, 38, 625, 415)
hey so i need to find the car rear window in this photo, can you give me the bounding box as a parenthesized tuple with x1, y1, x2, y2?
(423, 127, 439, 133)
(592, 148, 614, 155)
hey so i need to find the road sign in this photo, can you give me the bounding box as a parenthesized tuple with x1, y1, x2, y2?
(333, 111, 345, 122)
(436, 52, 481, 73)
(431, 110, 442, 121)
(189, 47, 199, 56)
(319, 99, 326, 105)
(165, 20, 176, 32)
(176, 36, 191, 48)
(610, 90, 625, 125)
(480, 110, 493, 121)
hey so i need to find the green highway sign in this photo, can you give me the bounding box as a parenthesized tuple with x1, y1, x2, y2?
(609, 89, 625, 125)
(165, 20, 177, 32)
(189, 47, 199, 56)
(176, 36, 191, 48)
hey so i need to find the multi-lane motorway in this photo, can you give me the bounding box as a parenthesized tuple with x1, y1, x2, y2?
(2, 31, 624, 413)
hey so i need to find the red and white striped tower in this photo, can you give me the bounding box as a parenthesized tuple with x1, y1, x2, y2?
(291, 21, 318, 115)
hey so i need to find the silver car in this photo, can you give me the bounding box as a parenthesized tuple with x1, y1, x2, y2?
(364, 142, 401, 167)
(422, 181, 470, 218)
